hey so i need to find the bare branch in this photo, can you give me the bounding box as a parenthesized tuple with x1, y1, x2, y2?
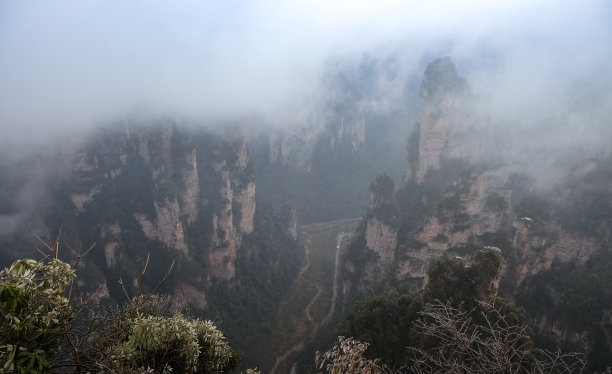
(118, 278, 132, 303)
(409, 300, 586, 374)
(135, 259, 175, 310)
(136, 253, 150, 300)
(30, 229, 57, 256)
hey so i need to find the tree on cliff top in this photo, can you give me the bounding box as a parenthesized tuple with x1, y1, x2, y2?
(328, 248, 587, 372)
(322, 248, 588, 373)
(420, 57, 468, 103)
(368, 173, 400, 228)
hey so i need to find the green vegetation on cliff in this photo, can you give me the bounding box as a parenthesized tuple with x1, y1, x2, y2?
(327, 248, 594, 373)
(517, 249, 612, 372)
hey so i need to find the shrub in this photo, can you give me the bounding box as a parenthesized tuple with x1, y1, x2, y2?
(101, 313, 241, 373)
(0, 255, 252, 374)
(0, 259, 75, 373)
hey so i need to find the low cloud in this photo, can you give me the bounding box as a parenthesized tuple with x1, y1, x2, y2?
(0, 0, 610, 153)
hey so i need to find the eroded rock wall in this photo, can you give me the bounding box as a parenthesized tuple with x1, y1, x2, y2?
(67, 124, 258, 288)
(405, 57, 474, 183)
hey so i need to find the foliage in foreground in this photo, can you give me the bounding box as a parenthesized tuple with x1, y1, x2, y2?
(0, 255, 259, 374)
(337, 248, 509, 368)
(84, 301, 241, 373)
(316, 337, 383, 374)
(0, 259, 75, 373)
(326, 248, 612, 373)
(408, 300, 585, 374)
(319, 300, 596, 374)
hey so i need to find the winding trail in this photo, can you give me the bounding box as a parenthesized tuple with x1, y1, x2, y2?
(270, 243, 317, 374)
(271, 226, 353, 374)
(304, 280, 322, 328)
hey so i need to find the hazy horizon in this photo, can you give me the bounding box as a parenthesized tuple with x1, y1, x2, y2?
(1, 1, 610, 147)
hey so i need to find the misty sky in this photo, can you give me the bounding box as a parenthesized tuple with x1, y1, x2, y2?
(1, 0, 611, 144)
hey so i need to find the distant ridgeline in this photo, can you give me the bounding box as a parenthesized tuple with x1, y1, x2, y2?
(0, 123, 302, 368)
(338, 57, 612, 372)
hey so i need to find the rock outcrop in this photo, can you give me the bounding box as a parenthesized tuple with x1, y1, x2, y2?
(506, 217, 601, 289)
(343, 173, 399, 297)
(100, 222, 122, 269)
(134, 197, 186, 251)
(330, 115, 366, 152)
(365, 173, 399, 268)
(67, 124, 258, 285)
(267, 125, 318, 167)
(393, 59, 612, 342)
(414, 172, 512, 251)
(365, 217, 397, 267)
(181, 148, 200, 225)
(405, 57, 473, 183)
(71, 185, 102, 212)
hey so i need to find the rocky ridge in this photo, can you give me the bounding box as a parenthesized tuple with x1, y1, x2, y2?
(63, 124, 259, 307)
(347, 56, 609, 303)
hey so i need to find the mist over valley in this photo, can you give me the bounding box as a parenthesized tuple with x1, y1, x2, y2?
(1, 1, 612, 372)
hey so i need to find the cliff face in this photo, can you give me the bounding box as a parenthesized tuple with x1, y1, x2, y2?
(134, 197, 186, 251)
(394, 173, 512, 288)
(267, 125, 319, 167)
(389, 59, 612, 365)
(397, 59, 607, 286)
(365, 217, 397, 267)
(266, 113, 366, 170)
(390, 59, 511, 285)
(329, 115, 366, 152)
(343, 58, 611, 320)
(342, 173, 400, 298)
(181, 148, 200, 225)
(405, 57, 473, 183)
(507, 218, 600, 288)
(413, 172, 512, 251)
(364, 174, 399, 271)
(62, 124, 259, 306)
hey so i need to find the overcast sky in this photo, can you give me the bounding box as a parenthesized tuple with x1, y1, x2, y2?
(0, 0, 611, 144)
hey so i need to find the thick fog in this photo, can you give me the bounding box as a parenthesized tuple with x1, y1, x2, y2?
(0, 0, 610, 232)
(1, 1, 610, 144)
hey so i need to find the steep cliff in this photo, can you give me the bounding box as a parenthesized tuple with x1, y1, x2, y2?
(342, 173, 400, 300)
(364, 173, 399, 267)
(0, 121, 304, 370)
(405, 57, 473, 183)
(396, 59, 609, 291)
(47, 123, 265, 306)
(343, 57, 612, 369)
(507, 218, 600, 288)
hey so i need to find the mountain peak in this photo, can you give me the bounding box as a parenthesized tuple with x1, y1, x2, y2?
(420, 57, 467, 102)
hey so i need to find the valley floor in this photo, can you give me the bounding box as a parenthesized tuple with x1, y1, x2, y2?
(264, 218, 359, 374)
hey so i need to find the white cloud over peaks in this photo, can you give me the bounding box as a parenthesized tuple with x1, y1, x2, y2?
(0, 0, 610, 143)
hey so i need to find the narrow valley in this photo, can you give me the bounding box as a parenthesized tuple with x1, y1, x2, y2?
(269, 218, 359, 374)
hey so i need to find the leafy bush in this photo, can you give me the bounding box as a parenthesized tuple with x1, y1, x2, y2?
(336, 292, 422, 366)
(0, 259, 75, 374)
(316, 337, 384, 374)
(95, 312, 240, 373)
(0, 256, 256, 374)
